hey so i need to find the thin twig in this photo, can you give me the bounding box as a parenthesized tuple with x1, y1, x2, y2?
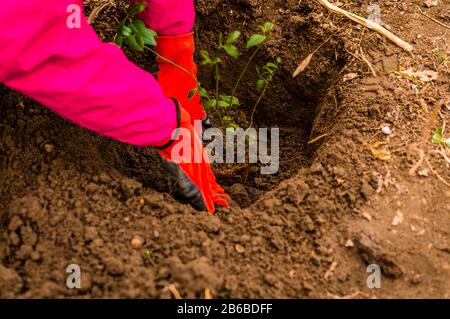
(425, 156, 450, 187)
(432, 149, 450, 165)
(308, 133, 330, 144)
(248, 83, 268, 129)
(293, 35, 332, 77)
(88, 2, 111, 24)
(317, 0, 413, 52)
(167, 284, 182, 299)
(409, 148, 424, 176)
(359, 48, 377, 77)
(418, 7, 450, 30)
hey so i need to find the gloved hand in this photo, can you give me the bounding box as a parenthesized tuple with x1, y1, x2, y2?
(156, 99, 230, 213)
(155, 33, 212, 128)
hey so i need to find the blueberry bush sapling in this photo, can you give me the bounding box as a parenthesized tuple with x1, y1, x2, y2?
(198, 30, 242, 127)
(199, 22, 280, 129)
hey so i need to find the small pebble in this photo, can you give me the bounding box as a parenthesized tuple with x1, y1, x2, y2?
(235, 244, 245, 254)
(381, 126, 391, 135)
(131, 236, 144, 249)
(392, 211, 404, 226)
(345, 239, 354, 248)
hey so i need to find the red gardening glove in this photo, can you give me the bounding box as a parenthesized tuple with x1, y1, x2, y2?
(155, 33, 207, 123)
(156, 99, 230, 213)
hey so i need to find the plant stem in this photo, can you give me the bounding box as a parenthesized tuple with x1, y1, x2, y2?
(215, 64, 220, 101)
(248, 81, 268, 129)
(229, 47, 261, 105)
(214, 63, 225, 127)
(144, 46, 199, 87)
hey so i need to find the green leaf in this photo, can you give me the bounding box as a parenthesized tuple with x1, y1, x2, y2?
(142, 31, 157, 45)
(132, 19, 146, 32)
(256, 79, 265, 91)
(222, 116, 232, 121)
(129, 23, 139, 35)
(432, 127, 443, 145)
(206, 99, 217, 109)
(221, 96, 240, 106)
(131, 19, 157, 45)
(188, 89, 197, 100)
(247, 34, 267, 48)
(266, 62, 278, 69)
(260, 22, 274, 33)
(276, 57, 282, 64)
(143, 33, 157, 46)
(223, 44, 239, 59)
(200, 50, 213, 65)
(120, 25, 132, 37)
(198, 86, 209, 98)
(114, 35, 124, 47)
(217, 100, 230, 108)
(126, 35, 144, 51)
(136, 34, 145, 49)
(228, 124, 239, 130)
(129, 2, 147, 16)
(226, 31, 241, 44)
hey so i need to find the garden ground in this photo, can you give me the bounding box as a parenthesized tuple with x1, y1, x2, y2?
(0, 0, 449, 298)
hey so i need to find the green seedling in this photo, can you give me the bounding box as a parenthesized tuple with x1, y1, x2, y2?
(199, 22, 277, 129)
(432, 49, 449, 65)
(249, 57, 282, 129)
(229, 22, 275, 109)
(198, 30, 243, 126)
(143, 249, 156, 266)
(432, 127, 450, 148)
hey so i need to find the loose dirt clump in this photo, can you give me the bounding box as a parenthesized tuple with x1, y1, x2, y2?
(1, 0, 449, 298)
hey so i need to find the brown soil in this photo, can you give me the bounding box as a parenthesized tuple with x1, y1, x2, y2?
(1, 0, 449, 298)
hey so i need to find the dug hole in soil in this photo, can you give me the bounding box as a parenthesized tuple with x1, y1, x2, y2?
(1, 0, 449, 298)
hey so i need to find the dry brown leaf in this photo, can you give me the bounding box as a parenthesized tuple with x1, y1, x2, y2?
(400, 68, 438, 82)
(293, 53, 313, 78)
(371, 148, 391, 161)
(365, 142, 391, 161)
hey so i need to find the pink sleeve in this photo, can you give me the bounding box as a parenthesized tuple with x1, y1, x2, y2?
(0, 0, 177, 147)
(131, 0, 195, 36)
